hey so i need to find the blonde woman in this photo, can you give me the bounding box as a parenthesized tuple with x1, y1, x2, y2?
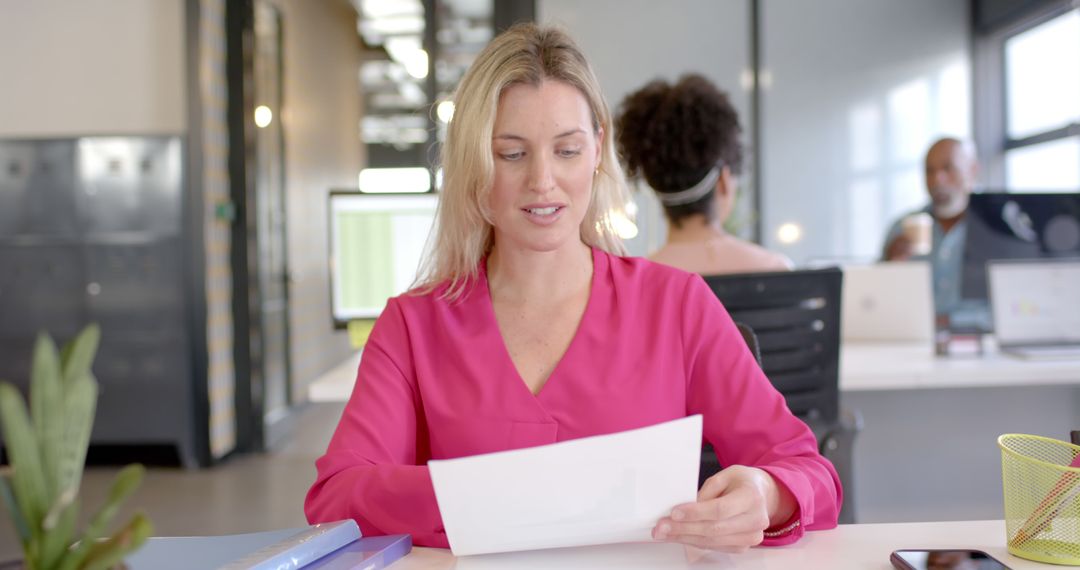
(305, 24, 840, 552)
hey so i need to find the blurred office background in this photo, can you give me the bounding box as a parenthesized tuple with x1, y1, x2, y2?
(0, 0, 1078, 555)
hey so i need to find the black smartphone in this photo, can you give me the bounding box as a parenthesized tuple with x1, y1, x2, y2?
(890, 549, 1012, 570)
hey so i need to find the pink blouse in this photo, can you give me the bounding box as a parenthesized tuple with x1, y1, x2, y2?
(305, 247, 842, 547)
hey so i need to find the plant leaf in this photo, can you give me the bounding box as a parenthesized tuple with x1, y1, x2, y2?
(0, 469, 31, 544)
(77, 513, 153, 570)
(60, 325, 100, 388)
(41, 486, 77, 530)
(0, 382, 48, 538)
(59, 464, 144, 570)
(56, 373, 98, 500)
(31, 332, 65, 501)
(56, 324, 101, 499)
(38, 496, 79, 570)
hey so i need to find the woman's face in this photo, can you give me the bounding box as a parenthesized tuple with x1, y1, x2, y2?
(488, 79, 602, 255)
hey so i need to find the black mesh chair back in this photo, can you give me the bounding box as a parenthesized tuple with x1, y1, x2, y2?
(703, 267, 843, 433)
(699, 322, 761, 489)
(698, 268, 859, 523)
(734, 322, 762, 369)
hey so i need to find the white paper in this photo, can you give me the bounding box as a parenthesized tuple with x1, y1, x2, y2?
(451, 541, 692, 570)
(428, 415, 703, 556)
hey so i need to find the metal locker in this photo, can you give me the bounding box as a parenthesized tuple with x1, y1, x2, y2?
(0, 337, 34, 392)
(0, 140, 79, 237)
(0, 244, 85, 337)
(91, 333, 197, 468)
(83, 238, 185, 334)
(76, 138, 183, 236)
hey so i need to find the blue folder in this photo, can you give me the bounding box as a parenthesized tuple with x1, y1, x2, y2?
(126, 520, 411, 569)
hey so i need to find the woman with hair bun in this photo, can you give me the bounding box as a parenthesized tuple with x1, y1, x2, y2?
(617, 74, 791, 274)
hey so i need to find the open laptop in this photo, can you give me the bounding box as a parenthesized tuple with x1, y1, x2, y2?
(988, 259, 1080, 359)
(841, 262, 934, 343)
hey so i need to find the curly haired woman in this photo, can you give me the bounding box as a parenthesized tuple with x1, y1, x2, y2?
(616, 74, 791, 274)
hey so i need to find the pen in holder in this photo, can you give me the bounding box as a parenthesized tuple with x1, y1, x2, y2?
(998, 433, 1080, 566)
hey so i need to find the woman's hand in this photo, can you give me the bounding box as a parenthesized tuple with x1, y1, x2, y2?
(651, 465, 797, 552)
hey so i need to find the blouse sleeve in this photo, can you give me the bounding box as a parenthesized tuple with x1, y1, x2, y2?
(680, 274, 842, 545)
(303, 297, 448, 548)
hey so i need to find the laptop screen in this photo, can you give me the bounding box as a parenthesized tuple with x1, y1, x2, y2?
(841, 262, 934, 342)
(988, 259, 1080, 346)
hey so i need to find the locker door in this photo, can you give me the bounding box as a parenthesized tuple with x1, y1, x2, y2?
(0, 140, 79, 237)
(76, 138, 182, 236)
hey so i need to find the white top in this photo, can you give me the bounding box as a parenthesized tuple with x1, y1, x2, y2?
(841, 340, 1080, 391)
(392, 520, 1043, 569)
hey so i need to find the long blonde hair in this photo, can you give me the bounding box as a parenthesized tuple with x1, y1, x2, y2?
(414, 23, 630, 299)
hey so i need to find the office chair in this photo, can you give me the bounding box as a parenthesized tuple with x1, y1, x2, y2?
(697, 267, 862, 524)
(735, 321, 762, 368)
(697, 321, 760, 492)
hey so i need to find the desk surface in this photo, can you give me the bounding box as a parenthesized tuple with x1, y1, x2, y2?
(841, 340, 1080, 391)
(313, 343, 1080, 401)
(392, 520, 1044, 569)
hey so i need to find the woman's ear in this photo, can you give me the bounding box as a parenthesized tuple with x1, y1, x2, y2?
(717, 165, 734, 197)
(715, 165, 737, 225)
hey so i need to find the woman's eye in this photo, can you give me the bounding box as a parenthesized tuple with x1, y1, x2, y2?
(499, 151, 523, 161)
(558, 148, 581, 158)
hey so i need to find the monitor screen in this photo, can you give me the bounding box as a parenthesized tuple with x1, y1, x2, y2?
(961, 192, 1080, 300)
(329, 192, 439, 324)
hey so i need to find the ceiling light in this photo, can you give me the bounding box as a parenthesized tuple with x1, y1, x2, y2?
(403, 49, 428, 79)
(777, 223, 803, 244)
(254, 105, 273, 128)
(385, 37, 428, 80)
(358, 167, 431, 193)
(436, 100, 455, 123)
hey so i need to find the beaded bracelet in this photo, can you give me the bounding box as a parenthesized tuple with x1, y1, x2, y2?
(762, 519, 801, 538)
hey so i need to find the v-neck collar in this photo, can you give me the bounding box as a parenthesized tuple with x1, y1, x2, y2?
(479, 246, 605, 402)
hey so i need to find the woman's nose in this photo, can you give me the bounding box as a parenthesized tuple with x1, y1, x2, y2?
(527, 155, 556, 193)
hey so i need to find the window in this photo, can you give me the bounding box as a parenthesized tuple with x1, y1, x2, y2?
(355, 0, 494, 192)
(1005, 137, 1080, 190)
(1003, 8, 1080, 192)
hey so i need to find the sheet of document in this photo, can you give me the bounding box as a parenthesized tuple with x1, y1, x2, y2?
(428, 415, 702, 556)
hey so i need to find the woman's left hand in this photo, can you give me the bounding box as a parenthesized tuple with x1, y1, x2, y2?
(651, 465, 796, 552)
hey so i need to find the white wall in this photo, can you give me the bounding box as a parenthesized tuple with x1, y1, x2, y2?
(760, 0, 971, 264)
(539, 0, 752, 256)
(269, 0, 364, 403)
(0, 0, 186, 136)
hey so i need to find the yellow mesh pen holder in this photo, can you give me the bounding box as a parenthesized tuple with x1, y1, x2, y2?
(999, 434, 1080, 565)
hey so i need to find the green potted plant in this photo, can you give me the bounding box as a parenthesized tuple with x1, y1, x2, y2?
(0, 325, 152, 570)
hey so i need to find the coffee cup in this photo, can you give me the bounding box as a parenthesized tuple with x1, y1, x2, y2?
(901, 213, 933, 256)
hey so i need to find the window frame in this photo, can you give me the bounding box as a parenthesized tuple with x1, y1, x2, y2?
(972, 0, 1080, 190)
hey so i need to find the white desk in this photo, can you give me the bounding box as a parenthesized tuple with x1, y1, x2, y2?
(838, 341, 1080, 524)
(841, 340, 1080, 391)
(312, 339, 1080, 401)
(391, 520, 1045, 569)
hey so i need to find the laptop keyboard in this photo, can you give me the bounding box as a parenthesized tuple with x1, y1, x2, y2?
(1007, 345, 1080, 359)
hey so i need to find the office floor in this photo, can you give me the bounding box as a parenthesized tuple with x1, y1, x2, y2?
(0, 401, 346, 560)
(308, 351, 361, 402)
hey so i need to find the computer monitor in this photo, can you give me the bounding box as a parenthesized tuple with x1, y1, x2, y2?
(961, 192, 1080, 301)
(328, 191, 439, 325)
